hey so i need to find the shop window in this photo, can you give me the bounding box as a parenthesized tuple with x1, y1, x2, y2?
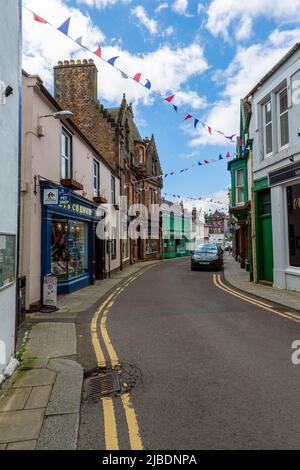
(61, 129, 73, 179)
(235, 169, 245, 205)
(263, 100, 273, 156)
(278, 88, 289, 148)
(51, 219, 88, 279)
(93, 159, 100, 197)
(0, 234, 16, 289)
(287, 183, 300, 268)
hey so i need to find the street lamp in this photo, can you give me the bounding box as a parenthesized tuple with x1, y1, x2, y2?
(37, 110, 74, 137)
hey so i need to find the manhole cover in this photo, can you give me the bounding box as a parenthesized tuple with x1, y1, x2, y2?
(83, 369, 121, 403)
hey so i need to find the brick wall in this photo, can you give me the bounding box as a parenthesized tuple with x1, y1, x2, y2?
(54, 59, 119, 170)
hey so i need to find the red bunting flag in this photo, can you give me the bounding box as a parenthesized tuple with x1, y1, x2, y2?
(204, 160, 209, 164)
(184, 114, 193, 121)
(133, 73, 142, 83)
(94, 46, 102, 58)
(33, 13, 47, 24)
(165, 94, 175, 103)
(226, 152, 231, 158)
(237, 138, 243, 146)
(208, 127, 212, 134)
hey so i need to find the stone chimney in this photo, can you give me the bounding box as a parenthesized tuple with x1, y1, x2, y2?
(53, 59, 118, 170)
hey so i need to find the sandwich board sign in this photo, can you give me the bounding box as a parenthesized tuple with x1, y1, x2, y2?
(43, 276, 57, 308)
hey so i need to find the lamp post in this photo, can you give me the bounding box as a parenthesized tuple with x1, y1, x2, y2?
(37, 110, 73, 137)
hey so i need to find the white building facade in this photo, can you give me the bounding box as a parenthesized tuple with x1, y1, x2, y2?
(250, 44, 300, 292)
(0, 0, 21, 373)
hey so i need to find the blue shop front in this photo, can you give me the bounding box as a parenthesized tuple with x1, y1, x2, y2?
(41, 181, 102, 296)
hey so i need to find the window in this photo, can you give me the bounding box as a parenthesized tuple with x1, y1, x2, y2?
(111, 227, 117, 260)
(263, 101, 273, 156)
(61, 129, 73, 179)
(138, 147, 144, 164)
(0, 234, 16, 289)
(287, 183, 300, 267)
(51, 219, 88, 280)
(111, 176, 116, 205)
(236, 169, 244, 205)
(278, 88, 289, 148)
(93, 159, 100, 197)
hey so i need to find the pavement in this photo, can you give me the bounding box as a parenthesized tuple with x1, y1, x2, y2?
(0, 260, 161, 451)
(224, 254, 300, 312)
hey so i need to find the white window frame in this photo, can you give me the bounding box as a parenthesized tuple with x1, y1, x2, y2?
(236, 169, 245, 206)
(61, 128, 73, 179)
(93, 158, 100, 197)
(263, 100, 273, 158)
(277, 87, 289, 150)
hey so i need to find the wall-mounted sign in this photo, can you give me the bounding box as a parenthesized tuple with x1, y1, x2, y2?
(44, 189, 59, 205)
(58, 188, 71, 205)
(59, 202, 93, 217)
(43, 276, 57, 308)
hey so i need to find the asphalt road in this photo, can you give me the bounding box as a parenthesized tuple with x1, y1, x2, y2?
(77, 257, 300, 450)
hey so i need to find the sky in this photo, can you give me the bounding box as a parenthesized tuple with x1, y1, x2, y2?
(22, 0, 300, 212)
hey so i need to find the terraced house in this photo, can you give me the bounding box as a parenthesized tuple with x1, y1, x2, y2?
(53, 59, 163, 264)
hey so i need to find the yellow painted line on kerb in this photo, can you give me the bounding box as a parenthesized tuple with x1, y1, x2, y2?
(90, 270, 146, 451)
(213, 274, 300, 324)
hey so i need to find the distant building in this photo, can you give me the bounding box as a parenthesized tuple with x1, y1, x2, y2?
(161, 201, 192, 258)
(205, 210, 227, 246)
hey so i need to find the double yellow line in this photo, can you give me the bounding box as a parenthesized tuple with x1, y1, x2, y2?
(91, 270, 148, 450)
(213, 274, 300, 323)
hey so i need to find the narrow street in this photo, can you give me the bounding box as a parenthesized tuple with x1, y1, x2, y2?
(77, 257, 300, 450)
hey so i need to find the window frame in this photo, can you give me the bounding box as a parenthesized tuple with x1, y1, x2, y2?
(235, 169, 245, 206)
(111, 175, 116, 205)
(277, 87, 289, 150)
(93, 158, 100, 197)
(61, 128, 73, 180)
(263, 100, 273, 158)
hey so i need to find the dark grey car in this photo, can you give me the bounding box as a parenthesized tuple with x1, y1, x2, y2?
(191, 243, 223, 271)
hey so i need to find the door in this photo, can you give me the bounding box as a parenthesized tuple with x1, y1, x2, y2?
(258, 190, 274, 283)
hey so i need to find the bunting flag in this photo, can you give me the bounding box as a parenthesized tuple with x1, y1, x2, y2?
(108, 56, 119, 66)
(204, 160, 209, 164)
(165, 94, 176, 103)
(226, 152, 231, 158)
(26, 6, 240, 147)
(144, 79, 152, 90)
(133, 73, 142, 83)
(33, 13, 47, 24)
(94, 46, 102, 58)
(58, 17, 71, 36)
(162, 191, 228, 208)
(219, 155, 223, 160)
(198, 162, 202, 166)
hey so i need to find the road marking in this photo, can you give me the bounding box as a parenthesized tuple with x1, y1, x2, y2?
(213, 274, 300, 323)
(217, 275, 274, 308)
(90, 269, 150, 451)
(102, 397, 119, 450)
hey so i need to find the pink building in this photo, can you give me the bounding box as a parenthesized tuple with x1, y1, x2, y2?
(21, 71, 121, 311)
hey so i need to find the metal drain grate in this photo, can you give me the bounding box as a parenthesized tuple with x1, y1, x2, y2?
(83, 370, 121, 402)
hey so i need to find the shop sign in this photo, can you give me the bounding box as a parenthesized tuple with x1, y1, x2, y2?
(44, 189, 59, 205)
(58, 188, 71, 205)
(43, 276, 57, 308)
(59, 202, 93, 217)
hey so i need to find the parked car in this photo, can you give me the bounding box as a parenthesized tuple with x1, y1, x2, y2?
(191, 243, 223, 271)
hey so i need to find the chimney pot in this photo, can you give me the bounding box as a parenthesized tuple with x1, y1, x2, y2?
(70, 59, 75, 65)
(82, 59, 88, 64)
(88, 59, 94, 64)
(64, 60, 69, 65)
(76, 60, 81, 64)
(58, 61, 63, 65)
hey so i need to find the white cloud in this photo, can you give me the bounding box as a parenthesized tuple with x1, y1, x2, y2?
(189, 28, 300, 147)
(131, 6, 158, 35)
(155, 2, 169, 14)
(23, 0, 208, 110)
(163, 26, 175, 37)
(206, 0, 300, 41)
(172, 0, 192, 17)
(76, 0, 131, 9)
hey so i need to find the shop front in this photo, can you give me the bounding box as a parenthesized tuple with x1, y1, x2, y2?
(41, 182, 100, 296)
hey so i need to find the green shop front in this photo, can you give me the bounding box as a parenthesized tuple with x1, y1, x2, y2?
(41, 181, 100, 295)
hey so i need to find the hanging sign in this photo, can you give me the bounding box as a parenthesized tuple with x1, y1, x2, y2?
(58, 188, 71, 205)
(44, 189, 59, 205)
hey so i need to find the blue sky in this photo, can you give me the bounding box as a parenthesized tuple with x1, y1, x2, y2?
(22, 0, 300, 207)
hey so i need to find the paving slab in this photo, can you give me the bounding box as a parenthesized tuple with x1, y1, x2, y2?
(0, 409, 44, 444)
(25, 323, 77, 360)
(46, 359, 83, 416)
(12, 369, 56, 389)
(36, 413, 79, 450)
(6, 440, 37, 450)
(0, 388, 31, 412)
(25, 386, 52, 410)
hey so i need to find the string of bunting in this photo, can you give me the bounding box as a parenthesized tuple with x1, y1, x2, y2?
(24, 6, 245, 148)
(162, 192, 228, 208)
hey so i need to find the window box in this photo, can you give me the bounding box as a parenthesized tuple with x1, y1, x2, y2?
(93, 196, 107, 204)
(60, 178, 84, 191)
